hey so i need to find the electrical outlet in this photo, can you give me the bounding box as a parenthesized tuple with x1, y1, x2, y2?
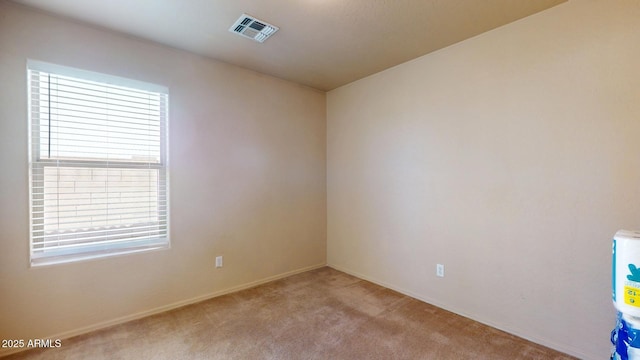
(215, 256, 223, 268)
(436, 264, 444, 277)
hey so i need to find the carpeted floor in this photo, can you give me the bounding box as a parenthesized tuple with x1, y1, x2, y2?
(3, 267, 576, 359)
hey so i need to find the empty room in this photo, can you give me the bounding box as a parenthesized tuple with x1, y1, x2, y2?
(1, 0, 638, 359)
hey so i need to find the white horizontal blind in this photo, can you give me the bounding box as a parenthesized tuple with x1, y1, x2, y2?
(28, 61, 169, 266)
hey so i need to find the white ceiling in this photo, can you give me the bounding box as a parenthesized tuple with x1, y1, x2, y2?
(12, 0, 566, 91)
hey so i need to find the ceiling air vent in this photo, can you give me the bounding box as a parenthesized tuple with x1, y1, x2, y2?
(229, 14, 279, 43)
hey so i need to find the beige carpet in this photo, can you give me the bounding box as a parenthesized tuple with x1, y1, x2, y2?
(3, 267, 575, 359)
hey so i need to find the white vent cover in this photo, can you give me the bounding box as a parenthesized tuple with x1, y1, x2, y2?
(229, 14, 279, 43)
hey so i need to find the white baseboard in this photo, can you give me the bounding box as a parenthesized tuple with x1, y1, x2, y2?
(326, 263, 592, 360)
(0, 262, 326, 358)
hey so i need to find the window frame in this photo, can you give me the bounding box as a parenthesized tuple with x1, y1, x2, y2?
(27, 60, 170, 266)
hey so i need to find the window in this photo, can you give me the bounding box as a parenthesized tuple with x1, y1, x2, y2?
(28, 60, 169, 266)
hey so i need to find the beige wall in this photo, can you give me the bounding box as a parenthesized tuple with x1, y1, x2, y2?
(327, 1, 640, 359)
(0, 0, 326, 352)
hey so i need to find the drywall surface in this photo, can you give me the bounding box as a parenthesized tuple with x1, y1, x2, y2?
(327, 1, 640, 359)
(0, 0, 326, 350)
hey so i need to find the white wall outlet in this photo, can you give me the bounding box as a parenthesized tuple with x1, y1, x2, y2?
(215, 256, 223, 268)
(436, 264, 444, 277)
